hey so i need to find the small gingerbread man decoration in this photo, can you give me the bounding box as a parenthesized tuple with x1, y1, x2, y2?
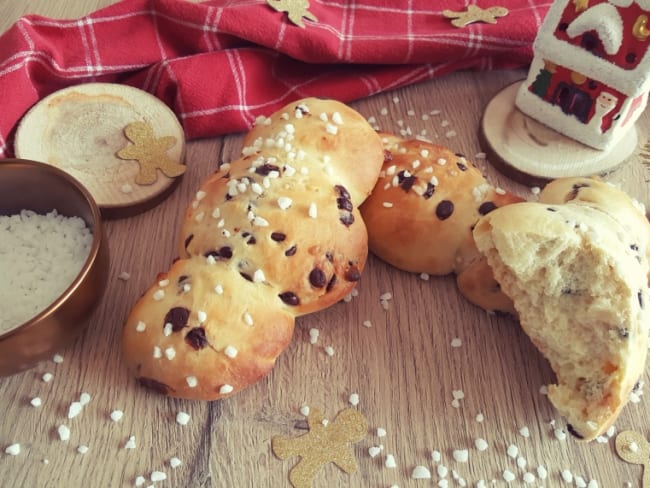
(616, 430, 650, 487)
(267, 0, 317, 28)
(272, 407, 368, 488)
(442, 5, 509, 28)
(117, 121, 185, 185)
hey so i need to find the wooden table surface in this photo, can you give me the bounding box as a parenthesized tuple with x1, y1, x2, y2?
(2, 2, 650, 488)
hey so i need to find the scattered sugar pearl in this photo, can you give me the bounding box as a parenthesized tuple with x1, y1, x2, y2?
(437, 464, 448, 478)
(629, 441, 639, 452)
(152, 289, 165, 301)
(475, 438, 488, 451)
(220, 384, 234, 395)
(165, 347, 176, 360)
(506, 444, 518, 458)
(537, 465, 548, 480)
(30, 397, 42, 407)
(309, 328, 319, 344)
(539, 385, 548, 395)
(299, 405, 310, 416)
(176, 412, 191, 426)
(385, 453, 397, 468)
(411, 465, 431, 479)
(554, 428, 567, 441)
(121, 183, 133, 194)
(522, 472, 535, 484)
(77, 445, 89, 455)
(224, 345, 238, 358)
(124, 436, 136, 449)
(150, 471, 167, 482)
(186, 376, 198, 388)
(368, 446, 381, 458)
(503, 469, 516, 482)
(136, 321, 146, 332)
(5, 443, 20, 455)
(530, 186, 541, 195)
(561, 469, 573, 483)
(68, 401, 83, 419)
(135, 475, 146, 487)
(362, 320, 372, 328)
(475, 413, 484, 422)
(118, 271, 131, 281)
(79, 392, 91, 405)
(453, 449, 469, 463)
(377, 427, 386, 437)
(169, 457, 182, 469)
(348, 393, 360, 406)
(431, 450, 442, 463)
(110, 410, 124, 422)
(53, 354, 64, 364)
(58, 424, 71, 442)
(42, 372, 54, 383)
(517, 456, 527, 469)
(575, 477, 587, 488)
(308, 202, 318, 218)
(519, 426, 530, 438)
(450, 338, 462, 348)
(324, 346, 335, 357)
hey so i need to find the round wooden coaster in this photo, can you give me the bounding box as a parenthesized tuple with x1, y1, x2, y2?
(15, 83, 186, 219)
(479, 81, 638, 187)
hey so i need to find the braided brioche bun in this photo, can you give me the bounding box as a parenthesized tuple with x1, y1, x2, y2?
(473, 177, 650, 440)
(122, 98, 384, 400)
(359, 134, 523, 313)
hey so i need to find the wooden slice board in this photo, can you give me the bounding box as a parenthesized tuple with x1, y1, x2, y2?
(479, 81, 638, 187)
(15, 83, 185, 218)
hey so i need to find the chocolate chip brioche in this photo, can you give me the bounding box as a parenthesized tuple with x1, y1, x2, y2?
(359, 134, 523, 313)
(122, 98, 384, 400)
(473, 177, 650, 441)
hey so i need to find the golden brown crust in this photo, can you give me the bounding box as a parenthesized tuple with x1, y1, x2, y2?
(360, 134, 522, 313)
(123, 98, 384, 400)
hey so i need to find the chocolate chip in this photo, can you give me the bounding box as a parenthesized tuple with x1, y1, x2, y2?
(138, 377, 171, 395)
(164, 307, 190, 332)
(639, 290, 645, 309)
(478, 201, 497, 215)
(423, 183, 435, 199)
(618, 326, 629, 338)
(247, 236, 256, 245)
(383, 149, 393, 164)
(568, 182, 589, 201)
(255, 163, 280, 176)
(325, 252, 334, 262)
(271, 232, 286, 242)
(344, 265, 361, 282)
(204, 246, 233, 260)
(566, 424, 584, 439)
(185, 327, 209, 350)
(337, 197, 354, 212)
(184, 234, 194, 250)
(456, 161, 467, 171)
(335, 185, 351, 201)
(279, 291, 300, 306)
(285, 245, 297, 257)
(397, 170, 416, 192)
(309, 268, 327, 288)
(546, 207, 557, 212)
(339, 212, 355, 227)
(240, 272, 253, 282)
(435, 200, 454, 220)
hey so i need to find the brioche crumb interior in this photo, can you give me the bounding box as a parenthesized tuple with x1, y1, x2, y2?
(484, 234, 631, 437)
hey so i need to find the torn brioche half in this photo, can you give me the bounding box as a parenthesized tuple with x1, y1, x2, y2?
(473, 178, 650, 441)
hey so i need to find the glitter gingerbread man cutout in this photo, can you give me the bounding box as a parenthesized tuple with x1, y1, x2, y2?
(272, 408, 368, 488)
(117, 121, 186, 185)
(267, 0, 318, 28)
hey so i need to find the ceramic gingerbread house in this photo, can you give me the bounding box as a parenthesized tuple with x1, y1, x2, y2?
(516, 0, 650, 150)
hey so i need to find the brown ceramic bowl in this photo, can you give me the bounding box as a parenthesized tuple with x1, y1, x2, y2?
(0, 159, 109, 376)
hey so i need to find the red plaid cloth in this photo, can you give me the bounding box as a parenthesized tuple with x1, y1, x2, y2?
(0, 0, 551, 158)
